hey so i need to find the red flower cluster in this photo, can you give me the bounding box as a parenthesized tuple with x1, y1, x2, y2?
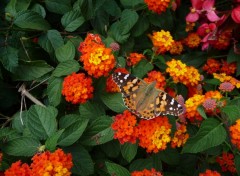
(111, 110, 138, 144)
(203, 58, 237, 75)
(216, 152, 236, 173)
(5, 149, 73, 176)
(199, 169, 221, 176)
(62, 73, 94, 104)
(144, 0, 170, 14)
(131, 168, 163, 176)
(79, 33, 116, 78)
(127, 53, 145, 66)
(143, 71, 166, 90)
(229, 119, 240, 150)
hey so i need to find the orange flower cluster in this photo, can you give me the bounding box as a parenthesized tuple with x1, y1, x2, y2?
(212, 30, 232, 50)
(5, 149, 73, 176)
(78, 33, 103, 54)
(183, 32, 201, 48)
(166, 59, 200, 86)
(213, 73, 240, 88)
(127, 53, 145, 66)
(149, 30, 174, 54)
(111, 110, 138, 144)
(62, 73, 94, 104)
(112, 113, 174, 153)
(171, 123, 189, 148)
(144, 0, 170, 14)
(170, 41, 183, 55)
(131, 168, 163, 176)
(229, 119, 240, 150)
(185, 94, 205, 122)
(79, 33, 115, 78)
(143, 71, 166, 90)
(199, 169, 221, 176)
(5, 161, 31, 176)
(202, 58, 221, 74)
(30, 149, 73, 176)
(216, 152, 236, 173)
(106, 68, 129, 93)
(136, 117, 172, 153)
(203, 58, 236, 75)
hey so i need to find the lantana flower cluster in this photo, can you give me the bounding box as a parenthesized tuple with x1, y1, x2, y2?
(112, 110, 189, 153)
(216, 152, 237, 174)
(131, 168, 163, 176)
(4, 149, 73, 176)
(79, 33, 116, 78)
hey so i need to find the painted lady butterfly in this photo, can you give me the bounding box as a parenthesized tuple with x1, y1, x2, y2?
(112, 72, 183, 120)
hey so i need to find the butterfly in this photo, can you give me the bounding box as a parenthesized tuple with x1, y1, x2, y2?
(112, 72, 183, 120)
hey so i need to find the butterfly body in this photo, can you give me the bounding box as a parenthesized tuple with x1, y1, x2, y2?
(112, 72, 183, 120)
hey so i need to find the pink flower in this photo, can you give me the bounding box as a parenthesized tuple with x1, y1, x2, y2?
(186, 0, 203, 22)
(197, 23, 216, 37)
(202, 0, 220, 22)
(232, 6, 240, 23)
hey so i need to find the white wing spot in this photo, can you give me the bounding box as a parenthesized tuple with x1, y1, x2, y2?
(118, 72, 122, 75)
(177, 104, 182, 107)
(120, 80, 123, 83)
(124, 74, 129, 80)
(169, 107, 173, 110)
(170, 98, 174, 105)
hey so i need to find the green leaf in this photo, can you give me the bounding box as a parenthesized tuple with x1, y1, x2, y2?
(197, 106, 207, 120)
(80, 115, 114, 146)
(234, 154, 240, 175)
(109, 21, 130, 43)
(103, 0, 121, 17)
(132, 59, 154, 78)
(100, 140, 121, 158)
(0, 128, 19, 140)
(151, 153, 162, 171)
(45, 129, 64, 152)
(31, 3, 46, 18)
(105, 162, 130, 176)
(79, 101, 105, 119)
(91, 9, 109, 35)
(0, 46, 18, 72)
(47, 77, 63, 107)
(148, 10, 173, 30)
(14, 10, 50, 30)
(100, 92, 126, 113)
(61, 10, 85, 32)
(129, 158, 153, 172)
(12, 60, 53, 81)
(38, 30, 64, 53)
(117, 57, 126, 68)
(227, 47, 238, 63)
(158, 148, 180, 165)
(45, 0, 72, 14)
(120, 0, 144, 8)
(5, 0, 31, 16)
(2, 137, 41, 156)
(121, 143, 138, 162)
(59, 114, 82, 129)
(52, 60, 80, 77)
(119, 9, 138, 35)
(58, 118, 89, 146)
(27, 105, 58, 140)
(131, 16, 150, 37)
(12, 111, 28, 133)
(182, 118, 226, 153)
(65, 145, 94, 175)
(221, 105, 240, 125)
(204, 79, 221, 85)
(55, 41, 76, 62)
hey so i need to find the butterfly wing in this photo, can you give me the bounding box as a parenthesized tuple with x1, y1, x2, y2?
(112, 72, 183, 119)
(154, 90, 183, 116)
